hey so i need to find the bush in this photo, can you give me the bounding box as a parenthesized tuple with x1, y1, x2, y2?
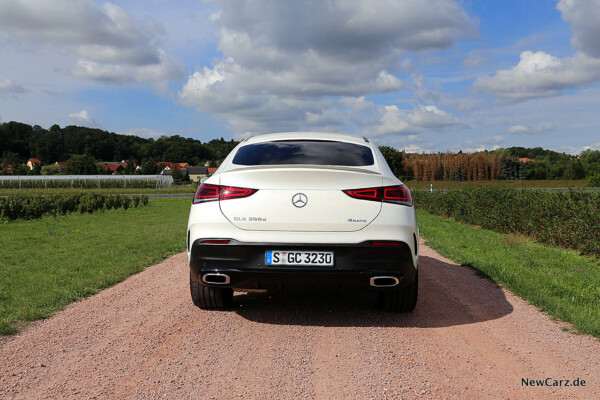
(589, 174, 600, 187)
(413, 187, 600, 257)
(0, 194, 149, 221)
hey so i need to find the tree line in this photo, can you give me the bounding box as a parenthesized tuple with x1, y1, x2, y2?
(377, 146, 600, 181)
(0, 121, 238, 172)
(2, 121, 598, 180)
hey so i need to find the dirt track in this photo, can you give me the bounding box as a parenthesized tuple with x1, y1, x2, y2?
(1, 241, 599, 399)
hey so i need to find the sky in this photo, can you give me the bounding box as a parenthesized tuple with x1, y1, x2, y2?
(1, 0, 600, 154)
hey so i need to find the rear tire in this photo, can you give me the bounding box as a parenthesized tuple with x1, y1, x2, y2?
(190, 277, 233, 309)
(377, 271, 418, 312)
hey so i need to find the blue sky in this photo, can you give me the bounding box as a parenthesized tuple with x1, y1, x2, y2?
(1, 0, 599, 154)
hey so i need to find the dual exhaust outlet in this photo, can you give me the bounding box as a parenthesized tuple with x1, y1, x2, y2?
(369, 276, 400, 288)
(202, 273, 399, 288)
(202, 273, 230, 285)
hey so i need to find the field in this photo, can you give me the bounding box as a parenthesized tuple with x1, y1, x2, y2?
(0, 185, 196, 196)
(417, 210, 600, 338)
(406, 179, 591, 190)
(413, 187, 600, 258)
(1, 179, 593, 195)
(0, 198, 190, 335)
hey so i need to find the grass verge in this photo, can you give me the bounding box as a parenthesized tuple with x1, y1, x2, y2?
(0, 198, 190, 335)
(416, 210, 600, 338)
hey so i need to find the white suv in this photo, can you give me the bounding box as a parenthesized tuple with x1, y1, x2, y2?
(187, 132, 419, 311)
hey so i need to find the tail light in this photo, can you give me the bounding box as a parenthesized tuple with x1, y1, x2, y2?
(343, 184, 412, 206)
(193, 183, 258, 204)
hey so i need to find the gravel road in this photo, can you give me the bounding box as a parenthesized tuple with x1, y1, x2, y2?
(1, 241, 599, 399)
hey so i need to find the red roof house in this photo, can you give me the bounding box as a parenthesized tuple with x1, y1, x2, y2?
(27, 158, 41, 170)
(519, 158, 536, 163)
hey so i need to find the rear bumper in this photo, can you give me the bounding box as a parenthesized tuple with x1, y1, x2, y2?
(189, 239, 417, 291)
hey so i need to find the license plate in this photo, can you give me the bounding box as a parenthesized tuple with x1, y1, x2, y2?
(265, 251, 334, 266)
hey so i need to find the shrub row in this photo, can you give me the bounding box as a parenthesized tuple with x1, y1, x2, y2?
(0, 178, 168, 189)
(413, 187, 600, 257)
(0, 194, 149, 221)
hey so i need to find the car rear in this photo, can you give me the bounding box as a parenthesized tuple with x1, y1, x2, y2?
(187, 133, 419, 311)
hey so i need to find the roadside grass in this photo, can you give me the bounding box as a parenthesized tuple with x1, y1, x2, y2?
(0, 198, 190, 336)
(417, 210, 600, 338)
(0, 185, 196, 196)
(407, 179, 590, 191)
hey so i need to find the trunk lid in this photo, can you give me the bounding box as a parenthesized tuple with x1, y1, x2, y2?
(218, 167, 382, 232)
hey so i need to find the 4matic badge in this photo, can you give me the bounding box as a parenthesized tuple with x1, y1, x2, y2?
(347, 218, 367, 223)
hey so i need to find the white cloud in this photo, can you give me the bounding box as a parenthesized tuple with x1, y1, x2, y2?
(473, 51, 600, 100)
(68, 109, 100, 128)
(346, 97, 464, 137)
(369, 104, 464, 136)
(559, 142, 600, 155)
(462, 51, 486, 68)
(0, 79, 25, 95)
(122, 128, 164, 139)
(0, 0, 183, 87)
(178, 0, 475, 134)
(451, 139, 498, 153)
(557, 0, 600, 58)
(473, 0, 600, 101)
(507, 122, 554, 134)
(481, 135, 504, 145)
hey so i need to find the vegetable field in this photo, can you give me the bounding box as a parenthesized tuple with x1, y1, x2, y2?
(413, 187, 600, 257)
(0, 175, 173, 189)
(0, 194, 149, 221)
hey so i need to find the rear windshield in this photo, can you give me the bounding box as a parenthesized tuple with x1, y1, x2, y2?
(232, 140, 374, 166)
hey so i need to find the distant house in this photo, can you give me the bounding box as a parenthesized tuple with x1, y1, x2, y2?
(104, 161, 127, 167)
(106, 164, 125, 173)
(158, 162, 189, 177)
(188, 166, 208, 182)
(54, 161, 67, 172)
(27, 158, 41, 170)
(0, 164, 14, 174)
(96, 161, 127, 174)
(207, 167, 218, 176)
(519, 158, 536, 163)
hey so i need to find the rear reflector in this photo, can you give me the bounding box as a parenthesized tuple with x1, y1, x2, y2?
(343, 184, 413, 206)
(193, 183, 258, 204)
(200, 240, 231, 244)
(370, 242, 401, 246)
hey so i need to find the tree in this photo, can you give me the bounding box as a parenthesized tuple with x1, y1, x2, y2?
(1, 151, 21, 174)
(378, 146, 404, 178)
(141, 158, 162, 175)
(41, 164, 61, 175)
(563, 159, 585, 180)
(124, 159, 137, 175)
(453, 168, 466, 181)
(65, 154, 97, 174)
(580, 149, 600, 177)
(170, 166, 183, 182)
(32, 163, 42, 175)
(500, 156, 524, 180)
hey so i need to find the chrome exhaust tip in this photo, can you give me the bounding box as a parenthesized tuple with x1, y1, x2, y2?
(202, 273, 231, 285)
(370, 276, 400, 288)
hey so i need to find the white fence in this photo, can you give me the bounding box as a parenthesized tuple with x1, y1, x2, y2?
(0, 175, 174, 189)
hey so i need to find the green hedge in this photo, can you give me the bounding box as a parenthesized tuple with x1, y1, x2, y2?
(0, 177, 169, 189)
(0, 194, 149, 221)
(413, 187, 600, 257)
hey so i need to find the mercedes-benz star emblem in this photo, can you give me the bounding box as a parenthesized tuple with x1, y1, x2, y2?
(292, 193, 308, 208)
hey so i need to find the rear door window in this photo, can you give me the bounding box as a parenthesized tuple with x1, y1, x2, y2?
(232, 140, 374, 166)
